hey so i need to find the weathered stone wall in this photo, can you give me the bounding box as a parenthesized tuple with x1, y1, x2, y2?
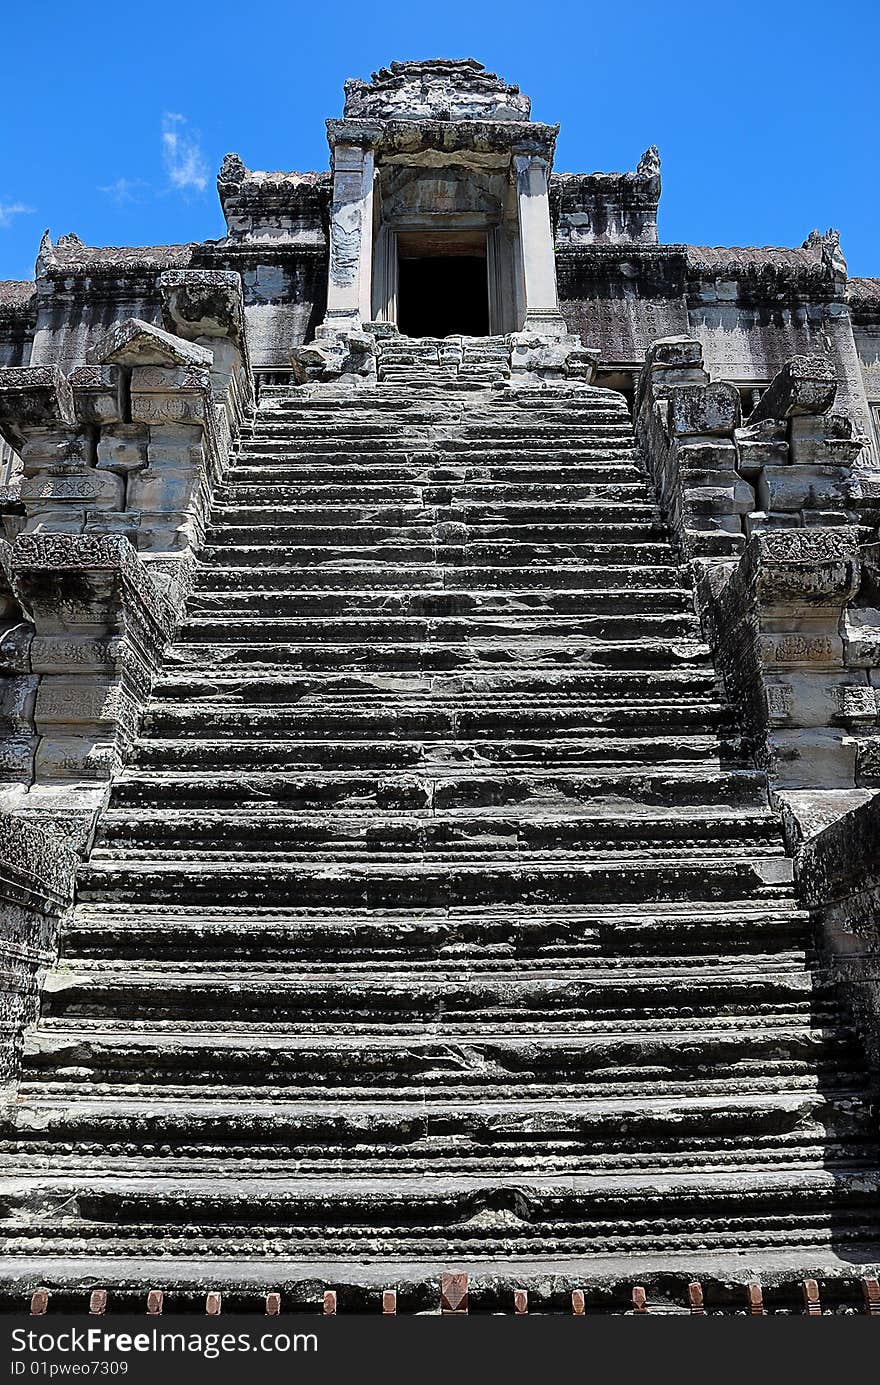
(28, 236, 193, 375)
(557, 247, 689, 367)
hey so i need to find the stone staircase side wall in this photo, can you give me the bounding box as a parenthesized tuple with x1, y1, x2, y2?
(798, 793, 880, 1073)
(0, 295, 252, 856)
(637, 336, 880, 795)
(638, 335, 880, 1059)
(0, 813, 75, 1084)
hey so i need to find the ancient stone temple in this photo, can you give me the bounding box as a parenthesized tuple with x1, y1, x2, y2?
(1, 58, 880, 1314)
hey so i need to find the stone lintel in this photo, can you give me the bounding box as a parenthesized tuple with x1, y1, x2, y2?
(0, 366, 76, 447)
(88, 318, 214, 371)
(327, 118, 558, 165)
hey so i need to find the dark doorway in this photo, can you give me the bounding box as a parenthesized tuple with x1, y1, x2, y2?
(397, 256, 489, 338)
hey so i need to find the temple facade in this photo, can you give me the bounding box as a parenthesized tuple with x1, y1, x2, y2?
(0, 59, 879, 1313)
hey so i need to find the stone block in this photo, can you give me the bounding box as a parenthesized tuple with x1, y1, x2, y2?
(645, 336, 704, 370)
(758, 631, 843, 668)
(684, 478, 754, 516)
(131, 391, 210, 427)
(29, 634, 120, 675)
(843, 608, 880, 668)
(96, 425, 149, 475)
(0, 367, 75, 447)
(734, 419, 790, 475)
(20, 470, 124, 512)
(756, 465, 849, 513)
(832, 684, 877, 724)
(669, 382, 741, 437)
(748, 354, 837, 424)
(69, 366, 123, 426)
(159, 269, 246, 345)
(127, 466, 198, 513)
(130, 366, 212, 394)
(768, 727, 856, 788)
(34, 734, 118, 781)
(19, 433, 89, 475)
(675, 439, 738, 472)
(35, 676, 125, 731)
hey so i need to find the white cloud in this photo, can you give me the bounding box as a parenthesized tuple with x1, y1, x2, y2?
(161, 113, 208, 193)
(0, 202, 35, 229)
(99, 177, 150, 204)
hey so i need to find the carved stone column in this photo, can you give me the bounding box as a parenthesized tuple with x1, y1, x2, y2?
(512, 152, 567, 336)
(320, 128, 380, 333)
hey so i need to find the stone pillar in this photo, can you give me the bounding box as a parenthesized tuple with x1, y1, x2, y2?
(321, 134, 378, 333)
(512, 152, 567, 336)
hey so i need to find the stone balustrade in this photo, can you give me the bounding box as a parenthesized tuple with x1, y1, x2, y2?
(637, 334, 880, 800)
(0, 280, 253, 852)
(635, 338, 873, 563)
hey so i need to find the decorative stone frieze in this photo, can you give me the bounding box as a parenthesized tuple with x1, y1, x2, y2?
(0, 813, 75, 1085)
(0, 532, 174, 839)
(699, 528, 864, 789)
(797, 792, 880, 1071)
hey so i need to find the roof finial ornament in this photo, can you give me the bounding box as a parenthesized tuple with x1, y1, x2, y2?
(804, 226, 847, 284)
(219, 152, 247, 185)
(637, 145, 661, 179)
(36, 228, 56, 276)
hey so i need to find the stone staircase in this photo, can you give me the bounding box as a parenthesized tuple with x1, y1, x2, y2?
(1, 354, 878, 1286)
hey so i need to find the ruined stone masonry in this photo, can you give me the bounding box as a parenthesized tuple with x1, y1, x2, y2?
(0, 58, 879, 1313)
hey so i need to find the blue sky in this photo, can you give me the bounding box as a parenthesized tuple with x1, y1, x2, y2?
(1, 0, 877, 280)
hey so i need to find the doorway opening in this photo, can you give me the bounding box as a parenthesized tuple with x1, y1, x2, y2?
(395, 230, 489, 338)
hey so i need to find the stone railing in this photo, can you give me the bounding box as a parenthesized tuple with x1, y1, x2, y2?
(0, 533, 175, 846)
(638, 335, 880, 1067)
(0, 279, 253, 852)
(698, 527, 868, 789)
(636, 336, 880, 798)
(635, 340, 871, 565)
(290, 321, 599, 387)
(0, 273, 254, 1091)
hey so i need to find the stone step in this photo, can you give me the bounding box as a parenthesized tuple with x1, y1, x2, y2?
(161, 638, 712, 674)
(175, 614, 699, 647)
(151, 666, 719, 702)
(14, 370, 879, 1272)
(185, 588, 693, 618)
(198, 540, 680, 568)
(140, 701, 728, 739)
(2, 1169, 878, 1246)
(0, 1091, 864, 1157)
(73, 855, 794, 908)
(225, 461, 644, 483)
(192, 564, 687, 592)
(214, 482, 654, 506)
(62, 901, 810, 962)
(129, 734, 728, 776)
(92, 806, 781, 859)
(209, 500, 661, 527)
(108, 766, 768, 815)
(25, 1018, 849, 1072)
(206, 522, 668, 548)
